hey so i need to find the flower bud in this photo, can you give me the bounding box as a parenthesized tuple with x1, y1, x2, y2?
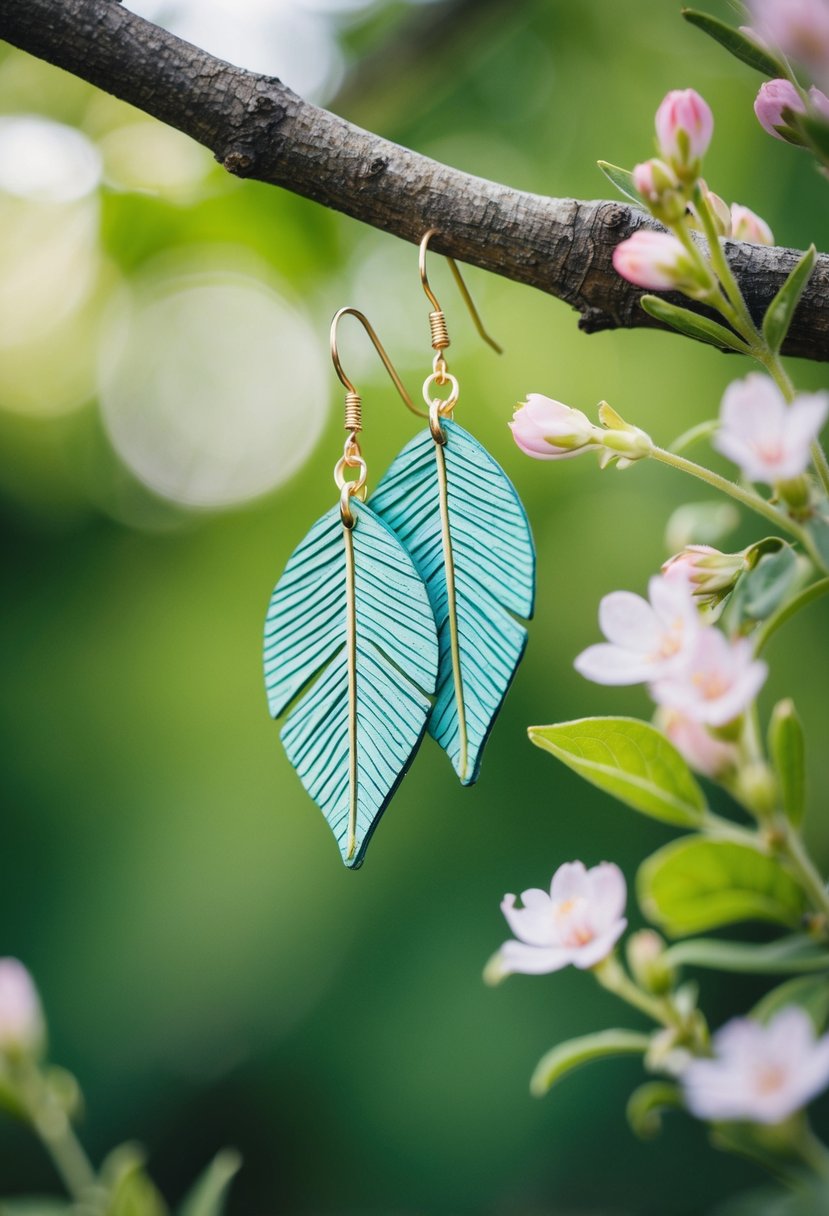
(776, 474, 812, 515)
(754, 79, 808, 142)
(661, 544, 747, 605)
(748, 1, 829, 84)
(627, 930, 676, 995)
(612, 231, 714, 299)
(632, 159, 686, 222)
(510, 394, 601, 461)
(0, 959, 45, 1058)
(730, 204, 774, 245)
(655, 89, 714, 178)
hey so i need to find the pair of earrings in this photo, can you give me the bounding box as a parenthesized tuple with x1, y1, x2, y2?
(264, 232, 536, 868)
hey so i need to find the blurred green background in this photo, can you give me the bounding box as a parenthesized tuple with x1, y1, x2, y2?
(1, 0, 828, 1212)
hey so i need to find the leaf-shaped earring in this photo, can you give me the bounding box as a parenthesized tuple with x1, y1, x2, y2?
(264, 309, 439, 869)
(369, 232, 536, 786)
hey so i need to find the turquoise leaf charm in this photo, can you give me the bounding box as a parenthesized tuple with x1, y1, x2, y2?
(264, 500, 439, 869)
(369, 419, 535, 785)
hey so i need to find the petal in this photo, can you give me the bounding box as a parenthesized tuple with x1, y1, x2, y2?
(786, 392, 829, 447)
(499, 939, 573, 976)
(570, 919, 627, 969)
(696, 659, 768, 727)
(720, 374, 785, 438)
(550, 861, 588, 903)
(586, 862, 628, 926)
(574, 643, 658, 686)
(648, 574, 696, 630)
(500, 894, 555, 947)
(712, 429, 769, 482)
(599, 590, 659, 650)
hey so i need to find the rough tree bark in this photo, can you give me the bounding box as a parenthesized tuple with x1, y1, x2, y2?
(1, 0, 828, 362)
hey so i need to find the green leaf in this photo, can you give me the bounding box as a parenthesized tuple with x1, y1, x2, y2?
(530, 1029, 650, 1098)
(681, 9, 786, 77)
(806, 513, 829, 572)
(663, 933, 829, 974)
(178, 1150, 242, 1216)
(724, 547, 801, 633)
(640, 296, 749, 354)
(528, 717, 707, 828)
(799, 113, 829, 162)
(597, 160, 642, 205)
(753, 975, 829, 1031)
(761, 246, 816, 353)
(99, 1144, 168, 1216)
(626, 1081, 683, 1139)
(638, 837, 806, 936)
(769, 699, 806, 826)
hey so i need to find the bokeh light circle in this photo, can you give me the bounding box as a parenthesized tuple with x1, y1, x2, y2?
(99, 261, 328, 509)
(0, 115, 102, 203)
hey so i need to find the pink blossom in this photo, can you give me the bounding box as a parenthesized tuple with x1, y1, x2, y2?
(655, 89, 714, 167)
(748, 1, 829, 81)
(651, 629, 768, 727)
(510, 394, 599, 461)
(754, 79, 807, 140)
(810, 84, 829, 118)
(497, 861, 627, 976)
(683, 1007, 829, 1125)
(612, 231, 701, 293)
(0, 959, 44, 1055)
(713, 373, 829, 485)
(655, 707, 739, 778)
(574, 575, 699, 686)
(730, 204, 774, 245)
(632, 158, 678, 205)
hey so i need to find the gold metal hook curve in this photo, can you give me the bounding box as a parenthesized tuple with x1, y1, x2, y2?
(330, 307, 425, 420)
(418, 230, 503, 355)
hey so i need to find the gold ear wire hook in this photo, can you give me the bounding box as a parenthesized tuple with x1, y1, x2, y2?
(419, 229, 503, 355)
(330, 307, 427, 430)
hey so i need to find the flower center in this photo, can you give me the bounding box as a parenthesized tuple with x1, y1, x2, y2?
(552, 896, 595, 947)
(753, 438, 785, 465)
(653, 617, 686, 661)
(692, 670, 730, 701)
(753, 1063, 788, 1096)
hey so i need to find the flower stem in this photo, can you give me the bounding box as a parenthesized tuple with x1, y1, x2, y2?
(592, 954, 679, 1029)
(16, 1061, 97, 1202)
(777, 825, 829, 925)
(754, 577, 829, 655)
(691, 187, 760, 341)
(650, 446, 819, 560)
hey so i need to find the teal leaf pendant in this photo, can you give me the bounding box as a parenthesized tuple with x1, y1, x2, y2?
(369, 419, 535, 785)
(264, 500, 439, 868)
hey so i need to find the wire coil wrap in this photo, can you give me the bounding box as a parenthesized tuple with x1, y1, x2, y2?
(343, 391, 362, 433)
(429, 310, 450, 351)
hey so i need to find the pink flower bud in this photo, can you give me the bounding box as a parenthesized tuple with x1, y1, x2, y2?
(612, 231, 708, 296)
(662, 545, 747, 603)
(0, 959, 45, 1057)
(809, 84, 829, 119)
(510, 394, 598, 461)
(655, 89, 714, 169)
(754, 79, 807, 140)
(632, 158, 678, 203)
(730, 204, 774, 245)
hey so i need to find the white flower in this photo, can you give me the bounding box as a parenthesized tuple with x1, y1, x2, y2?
(0, 959, 44, 1056)
(683, 1007, 829, 1125)
(655, 707, 739, 777)
(574, 575, 700, 686)
(497, 861, 627, 976)
(651, 628, 768, 727)
(713, 374, 829, 486)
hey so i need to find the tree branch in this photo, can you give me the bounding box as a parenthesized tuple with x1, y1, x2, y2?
(1, 0, 828, 361)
